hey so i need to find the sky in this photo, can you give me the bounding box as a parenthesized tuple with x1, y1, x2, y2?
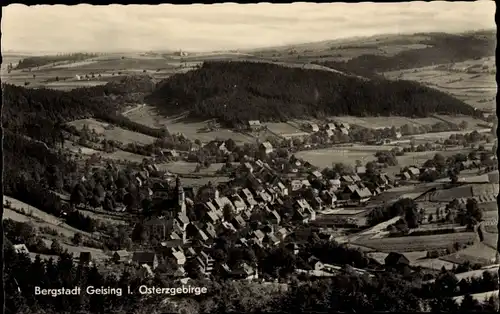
(1, 1, 496, 53)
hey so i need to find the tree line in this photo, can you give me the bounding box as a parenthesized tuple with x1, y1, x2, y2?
(146, 61, 476, 127)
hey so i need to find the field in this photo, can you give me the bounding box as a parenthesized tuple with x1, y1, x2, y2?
(124, 105, 254, 144)
(67, 118, 158, 146)
(42, 239, 109, 261)
(353, 232, 478, 253)
(156, 161, 237, 175)
(383, 56, 496, 111)
(453, 290, 499, 304)
(329, 116, 446, 129)
(440, 243, 497, 266)
(4, 196, 62, 225)
(296, 144, 471, 169)
(410, 128, 491, 141)
(78, 209, 129, 225)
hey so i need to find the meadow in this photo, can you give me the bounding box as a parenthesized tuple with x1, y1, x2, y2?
(67, 118, 158, 146)
(383, 56, 496, 111)
(353, 232, 478, 253)
(124, 105, 255, 144)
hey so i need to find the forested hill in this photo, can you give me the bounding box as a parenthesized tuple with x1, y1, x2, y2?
(315, 31, 496, 78)
(146, 61, 476, 126)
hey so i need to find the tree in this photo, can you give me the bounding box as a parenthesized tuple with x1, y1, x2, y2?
(466, 198, 482, 222)
(72, 233, 83, 246)
(223, 203, 235, 222)
(51, 239, 63, 255)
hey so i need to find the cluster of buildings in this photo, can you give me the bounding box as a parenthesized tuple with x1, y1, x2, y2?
(304, 121, 351, 137)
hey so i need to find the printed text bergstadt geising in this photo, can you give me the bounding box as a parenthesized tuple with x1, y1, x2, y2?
(34, 285, 208, 297)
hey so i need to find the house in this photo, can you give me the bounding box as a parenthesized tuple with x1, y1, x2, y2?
(248, 120, 262, 131)
(205, 222, 217, 239)
(132, 252, 159, 269)
(252, 230, 266, 243)
(205, 210, 220, 224)
(309, 170, 323, 181)
(214, 197, 234, 211)
(240, 188, 257, 208)
(310, 196, 324, 210)
(276, 228, 290, 241)
(231, 195, 247, 213)
(306, 122, 320, 132)
(112, 250, 131, 263)
(328, 179, 342, 191)
(234, 262, 259, 280)
(264, 233, 281, 246)
(162, 149, 179, 158)
(222, 221, 237, 232)
(232, 215, 247, 229)
(79, 252, 93, 266)
(144, 218, 174, 240)
(339, 127, 349, 136)
(339, 122, 350, 130)
(259, 142, 274, 155)
(267, 209, 281, 225)
(196, 251, 214, 275)
(408, 167, 420, 178)
(290, 179, 304, 192)
(286, 243, 300, 255)
(385, 252, 410, 274)
(401, 172, 412, 180)
(355, 166, 367, 175)
(351, 174, 362, 182)
(326, 129, 335, 138)
(257, 191, 273, 204)
(395, 132, 402, 139)
(320, 190, 337, 207)
(352, 187, 372, 203)
(13, 244, 29, 254)
(276, 182, 289, 196)
(325, 123, 336, 131)
(340, 175, 354, 185)
(170, 249, 187, 266)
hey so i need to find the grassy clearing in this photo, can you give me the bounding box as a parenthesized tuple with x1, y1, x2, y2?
(67, 118, 157, 146)
(296, 148, 376, 168)
(4, 196, 62, 225)
(412, 258, 458, 271)
(384, 57, 496, 110)
(354, 232, 478, 253)
(42, 239, 109, 261)
(484, 225, 498, 234)
(156, 161, 233, 175)
(77, 209, 129, 225)
(125, 105, 254, 144)
(453, 290, 499, 304)
(440, 243, 497, 266)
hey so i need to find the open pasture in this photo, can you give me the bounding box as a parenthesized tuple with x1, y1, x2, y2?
(440, 243, 497, 267)
(353, 232, 477, 253)
(434, 114, 492, 130)
(4, 196, 62, 225)
(453, 290, 499, 304)
(156, 161, 235, 175)
(67, 118, 157, 146)
(329, 116, 444, 129)
(42, 239, 109, 261)
(264, 122, 303, 136)
(295, 148, 377, 168)
(124, 105, 254, 144)
(78, 209, 129, 225)
(384, 57, 496, 110)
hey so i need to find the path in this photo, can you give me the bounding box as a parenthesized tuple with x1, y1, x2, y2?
(122, 103, 146, 116)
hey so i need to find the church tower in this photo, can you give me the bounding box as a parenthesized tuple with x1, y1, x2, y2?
(176, 176, 186, 215)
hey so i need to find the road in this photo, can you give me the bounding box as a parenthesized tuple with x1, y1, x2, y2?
(122, 103, 146, 116)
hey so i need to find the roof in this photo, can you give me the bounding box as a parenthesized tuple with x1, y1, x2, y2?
(177, 213, 190, 225)
(356, 166, 367, 174)
(385, 252, 410, 266)
(113, 250, 130, 258)
(345, 184, 358, 193)
(205, 201, 218, 212)
(265, 234, 280, 244)
(270, 210, 281, 222)
(214, 197, 233, 209)
(355, 187, 372, 198)
(248, 120, 261, 126)
(206, 211, 219, 222)
(311, 170, 323, 178)
(253, 230, 265, 240)
(260, 142, 273, 149)
(341, 175, 354, 182)
(13, 244, 29, 253)
(408, 167, 420, 175)
(133, 252, 157, 264)
(80, 252, 92, 262)
(172, 251, 186, 262)
(233, 215, 247, 227)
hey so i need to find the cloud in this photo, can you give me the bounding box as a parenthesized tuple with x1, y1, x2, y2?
(1, 2, 496, 53)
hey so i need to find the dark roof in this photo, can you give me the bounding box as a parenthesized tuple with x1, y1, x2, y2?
(385, 252, 410, 266)
(132, 252, 157, 264)
(79, 252, 92, 262)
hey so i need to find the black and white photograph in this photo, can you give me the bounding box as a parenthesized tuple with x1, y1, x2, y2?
(1, 1, 498, 313)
